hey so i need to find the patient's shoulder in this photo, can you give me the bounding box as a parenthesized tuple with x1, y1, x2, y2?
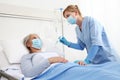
(21, 52, 59, 61)
(21, 53, 35, 60)
(39, 51, 59, 59)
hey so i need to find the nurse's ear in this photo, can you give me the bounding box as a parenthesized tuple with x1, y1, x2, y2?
(74, 11, 79, 16)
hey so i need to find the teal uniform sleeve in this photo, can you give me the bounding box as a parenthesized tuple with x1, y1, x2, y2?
(84, 45, 99, 64)
(74, 45, 99, 64)
(59, 36, 85, 50)
(68, 42, 85, 50)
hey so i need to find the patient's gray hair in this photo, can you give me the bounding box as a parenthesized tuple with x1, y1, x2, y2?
(23, 34, 31, 47)
(23, 33, 41, 51)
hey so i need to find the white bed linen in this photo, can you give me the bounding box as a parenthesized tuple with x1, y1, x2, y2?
(1, 63, 61, 80)
(1, 65, 24, 80)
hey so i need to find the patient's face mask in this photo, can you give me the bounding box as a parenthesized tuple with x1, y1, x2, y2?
(67, 15, 77, 24)
(32, 38, 42, 49)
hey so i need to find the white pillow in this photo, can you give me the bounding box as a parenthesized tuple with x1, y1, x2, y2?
(0, 45, 2, 51)
(0, 39, 64, 64)
(41, 39, 64, 57)
(0, 40, 29, 64)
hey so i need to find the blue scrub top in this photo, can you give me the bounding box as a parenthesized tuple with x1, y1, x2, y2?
(75, 16, 120, 64)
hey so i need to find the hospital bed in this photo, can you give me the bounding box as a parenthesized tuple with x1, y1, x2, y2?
(0, 39, 64, 80)
(1, 3, 120, 80)
(0, 3, 64, 80)
(0, 70, 18, 80)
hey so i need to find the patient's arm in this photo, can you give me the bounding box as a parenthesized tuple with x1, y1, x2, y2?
(20, 54, 50, 77)
(48, 57, 68, 64)
(20, 54, 68, 77)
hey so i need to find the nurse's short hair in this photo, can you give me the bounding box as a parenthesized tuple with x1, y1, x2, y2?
(63, 5, 82, 17)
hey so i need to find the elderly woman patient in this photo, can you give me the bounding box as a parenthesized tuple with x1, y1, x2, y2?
(20, 33, 68, 77)
(21, 33, 120, 80)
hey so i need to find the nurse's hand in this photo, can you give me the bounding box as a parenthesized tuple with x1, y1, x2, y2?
(84, 58, 91, 64)
(78, 61, 86, 66)
(74, 60, 86, 65)
(59, 36, 71, 46)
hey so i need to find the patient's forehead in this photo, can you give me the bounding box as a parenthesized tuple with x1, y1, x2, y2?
(29, 34, 40, 40)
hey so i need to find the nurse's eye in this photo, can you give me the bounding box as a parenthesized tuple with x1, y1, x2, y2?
(66, 15, 70, 18)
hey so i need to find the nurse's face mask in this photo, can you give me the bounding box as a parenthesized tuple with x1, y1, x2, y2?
(67, 15, 77, 24)
(32, 38, 42, 49)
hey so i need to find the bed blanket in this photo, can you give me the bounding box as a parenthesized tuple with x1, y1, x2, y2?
(32, 62, 120, 80)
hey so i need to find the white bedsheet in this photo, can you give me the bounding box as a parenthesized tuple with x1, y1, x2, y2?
(1, 65, 31, 80)
(1, 63, 60, 80)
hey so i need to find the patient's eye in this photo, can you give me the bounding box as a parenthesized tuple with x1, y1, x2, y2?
(32, 36, 37, 39)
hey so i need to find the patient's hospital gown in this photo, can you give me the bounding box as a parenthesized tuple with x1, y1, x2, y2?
(20, 52, 59, 77)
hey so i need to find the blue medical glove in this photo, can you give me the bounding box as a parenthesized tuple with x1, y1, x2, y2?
(74, 60, 89, 65)
(59, 36, 71, 46)
(84, 58, 91, 64)
(74, 60, 80, 63)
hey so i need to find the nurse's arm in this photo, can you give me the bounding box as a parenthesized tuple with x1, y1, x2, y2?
(68, 42, 85, 50)
(85, 45, 100, 63)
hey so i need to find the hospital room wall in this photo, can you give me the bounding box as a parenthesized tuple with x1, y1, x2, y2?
(0, 0, 120, 61)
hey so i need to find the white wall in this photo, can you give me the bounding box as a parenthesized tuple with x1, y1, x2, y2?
(0, 0, 79, 10)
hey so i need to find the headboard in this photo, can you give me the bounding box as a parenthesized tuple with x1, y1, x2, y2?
(0, 3, 63, 40)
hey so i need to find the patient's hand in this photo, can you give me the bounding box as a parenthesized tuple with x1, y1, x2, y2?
(48, 57, 68, 64)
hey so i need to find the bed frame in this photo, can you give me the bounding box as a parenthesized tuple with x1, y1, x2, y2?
(0, 70, 18, 80)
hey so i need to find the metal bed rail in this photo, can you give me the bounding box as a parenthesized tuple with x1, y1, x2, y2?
(0, 70, 18, 80)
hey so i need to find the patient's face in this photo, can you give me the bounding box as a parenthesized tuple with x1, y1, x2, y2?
(27, 34, 40, 48)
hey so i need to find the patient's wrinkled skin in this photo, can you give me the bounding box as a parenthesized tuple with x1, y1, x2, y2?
(24, 33, 68, 64)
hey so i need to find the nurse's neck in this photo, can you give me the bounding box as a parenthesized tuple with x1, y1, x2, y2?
(77, 16, 83, 31)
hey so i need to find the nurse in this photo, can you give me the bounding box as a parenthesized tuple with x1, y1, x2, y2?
(59, 5, 120, 65)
